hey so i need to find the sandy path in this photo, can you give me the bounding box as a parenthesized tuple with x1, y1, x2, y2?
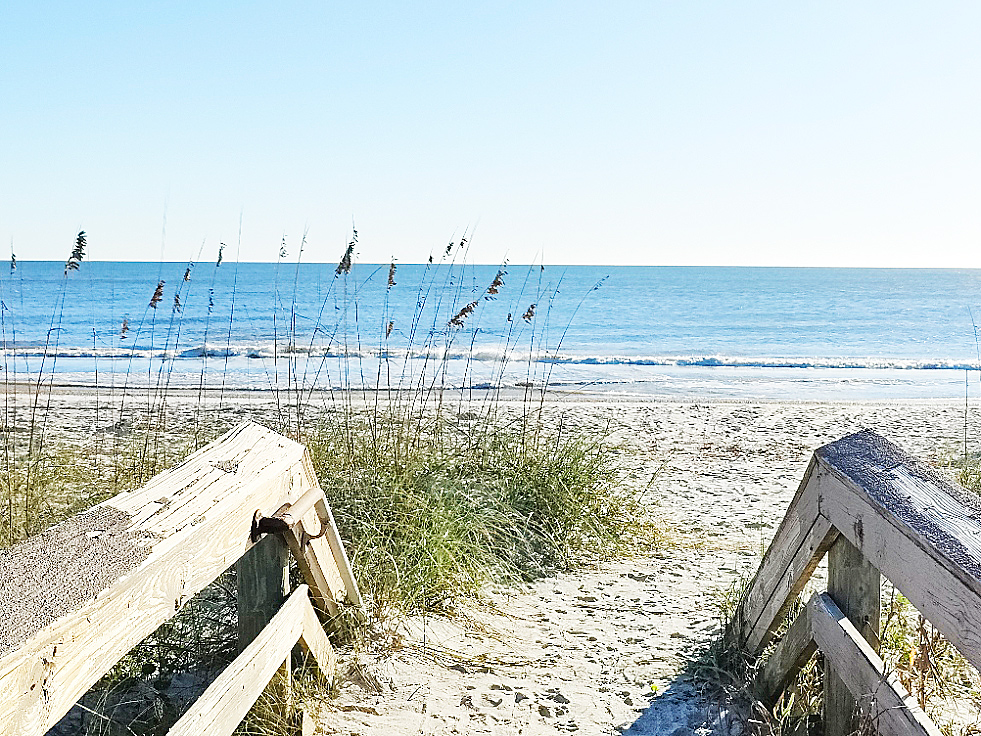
(314, 399, 980, 735)
(10, 389, 976, 733)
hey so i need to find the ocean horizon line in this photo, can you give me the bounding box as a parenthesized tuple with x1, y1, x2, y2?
(6, 260, 981, 272)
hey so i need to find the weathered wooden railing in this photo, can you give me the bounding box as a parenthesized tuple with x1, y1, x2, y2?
(728, 429, 981, 735)
(0, 421, 363, 736)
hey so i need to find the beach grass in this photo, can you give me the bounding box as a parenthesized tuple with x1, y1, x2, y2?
(0, 235, 649, 734)
(6, 400, 640, 735)
(307, 405, 644, 616)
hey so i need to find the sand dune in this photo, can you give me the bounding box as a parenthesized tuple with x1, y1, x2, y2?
(315, 398, 978, 734)
(13, 390, 976, 733)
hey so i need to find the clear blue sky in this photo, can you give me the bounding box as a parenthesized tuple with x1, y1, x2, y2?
(2, 1, 979, 266)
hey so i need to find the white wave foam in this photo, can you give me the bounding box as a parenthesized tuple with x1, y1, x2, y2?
(1, 343, 979, 372)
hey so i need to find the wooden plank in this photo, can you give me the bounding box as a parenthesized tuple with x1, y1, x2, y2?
(274, 464, 363, 618)
(312, 491, 364, 609)
(728, 457, 838, 653)
(301, 708, 316, 736)
(168, 584, 335, 736)
(283, 524, 343, 617)
(809, 593, 941, 736)
(816, 430, 981, 672)
(299, 586, 338, 680)
(0, 421, 321, 736)
(824, 536, 881, 736)
(236, 532, 294, 719)
(237, 533, 290, 651)
(755, 601, 816, 707)
(169, 585, 305, 736)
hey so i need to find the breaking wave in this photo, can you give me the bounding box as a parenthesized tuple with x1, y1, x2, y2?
(0, 342, 978, 372)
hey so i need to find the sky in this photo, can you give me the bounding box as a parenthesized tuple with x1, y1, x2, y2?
(1, 1, 980, 267)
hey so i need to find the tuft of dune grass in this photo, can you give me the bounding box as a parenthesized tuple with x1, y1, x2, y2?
(0, 235, 653, 733)
(306, 409, 647, 616)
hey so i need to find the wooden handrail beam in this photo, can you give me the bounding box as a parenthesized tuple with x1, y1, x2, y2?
(816, 430, 981, 673)
(755, 602, 816, 707)
(0, 421, 356, 736)
(728, 459, 838, 653)
(809, 593, 940, 736)
(168, 585, 335, 736)
(733, 429, 981, 735)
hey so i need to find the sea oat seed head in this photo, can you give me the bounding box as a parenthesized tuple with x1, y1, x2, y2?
(485, 268, 506, 300)
(149, 280, 165, 309)
(336, 229, 357, 275)
(449, 300, 479, 328)
(65, 231, 86, 274)
(336, 244, 354, 275)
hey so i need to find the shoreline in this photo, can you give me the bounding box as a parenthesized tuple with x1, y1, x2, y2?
(0, 381, 977, 406)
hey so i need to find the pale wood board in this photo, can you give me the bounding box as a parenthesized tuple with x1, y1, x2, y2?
(278, 471, 364, 618)
(824, 536, 881, 736)
(299, 587, 339, 680)
(809, 593, 941, 736)
(0, 422, 320, 735)
(168, 585, 335, 736)
(285, 523, 344, 617)
(729, 458, 838, 653)
(756, 603, 816, 707)
(817, 432, 981, 672)
(314, 493, 364, 609)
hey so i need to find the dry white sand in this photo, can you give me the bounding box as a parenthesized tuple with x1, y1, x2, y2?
(13, 389, 979, 733)
(309, 398, 981, 735)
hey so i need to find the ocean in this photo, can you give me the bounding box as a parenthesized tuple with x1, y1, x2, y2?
(3, 261, 981, 400)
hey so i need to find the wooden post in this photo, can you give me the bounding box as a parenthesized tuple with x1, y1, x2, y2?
(237, 534, 291, 649)
(824, 536, 880, 736)
(236, 533, 293, 724)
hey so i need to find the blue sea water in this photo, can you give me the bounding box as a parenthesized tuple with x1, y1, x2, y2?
(3, 261, 981, 400)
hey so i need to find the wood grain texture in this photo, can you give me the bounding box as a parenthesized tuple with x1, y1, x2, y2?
(730, 429, 980, 734)
(284, 519, 344, 617)
(0, 422, 321, 736)
(755, 603, 816, 707)
(301, 709, 316, 736)
(728, 458, 838, 653)
(824, 536, 881, 736)
(168, 585, 334, 736)
(315, 494, 363, 609)
(299, 588, 338, 681)
(816, 430, 981, 672)
(275, 470, 364, 619)
(809, 593, 941, 736)
(237, 533, 290, 652)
